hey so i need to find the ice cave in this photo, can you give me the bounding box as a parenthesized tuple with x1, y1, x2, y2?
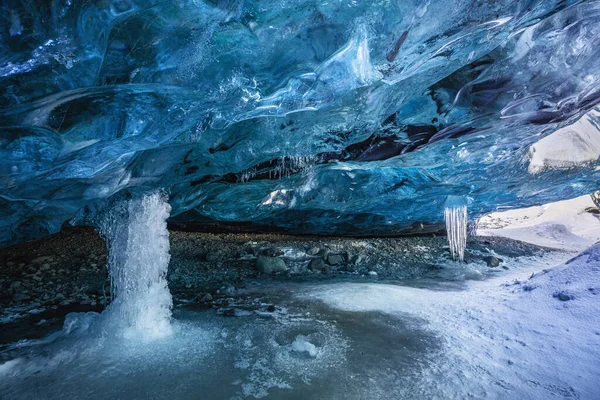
(1, 0, 599, 399)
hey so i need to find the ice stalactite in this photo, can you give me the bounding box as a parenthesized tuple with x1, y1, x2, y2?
(445, 196, 468, 261)
(98, 191, 173, 339)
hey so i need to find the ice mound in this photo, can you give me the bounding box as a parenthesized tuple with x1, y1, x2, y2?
(1, 0, 600, 245)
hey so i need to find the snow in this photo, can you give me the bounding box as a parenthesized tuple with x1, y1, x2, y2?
(528, 108, 600, 174)
(478, 195, 600, 251)
(290, 335, 318, 357)
(306, 245, 600, 399)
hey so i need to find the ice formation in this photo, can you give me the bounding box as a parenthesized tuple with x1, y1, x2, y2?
(444, 196, 467, 261)
(98, 191, 173, 339)
(1, 0, 600, 245)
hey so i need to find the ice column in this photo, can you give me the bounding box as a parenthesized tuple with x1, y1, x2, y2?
(444, 196, 467, 261)
(99, 191, 173, 339)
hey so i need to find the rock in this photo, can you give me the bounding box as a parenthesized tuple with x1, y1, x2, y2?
(13, 293, 30, 302)
(260, 247, 284, 257)
(205, 251, 221, 262)
(350, 254, 365, 266)
(222, 308, 236, 317)
(309, 258, 325, 273)
(307, 247, 320, 256)
(9, 281, 21, 292)
(266, 305, 276, 312)
(31, 256, 53, 264)
(553, 291, 575, 301)
(218, 283, 235, 295)
(483, 256, 503, 268)
(327, 254, 344, 266)
(201, 293, 213, 302)
(256, 256, 288, 274)
(368, 270, 378, 276)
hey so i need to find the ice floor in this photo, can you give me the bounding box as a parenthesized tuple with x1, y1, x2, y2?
(1, 247, 599, 399)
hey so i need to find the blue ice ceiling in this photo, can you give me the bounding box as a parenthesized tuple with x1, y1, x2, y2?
(1, 0, 600, 246)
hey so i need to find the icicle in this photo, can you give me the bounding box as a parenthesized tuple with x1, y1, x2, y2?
(444, 196, 467, 261)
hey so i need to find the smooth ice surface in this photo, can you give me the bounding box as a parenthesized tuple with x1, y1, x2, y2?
(2, 0, 600, 245)
(98, 191, 173, 339)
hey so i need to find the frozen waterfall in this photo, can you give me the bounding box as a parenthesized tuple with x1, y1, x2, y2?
(445, 196, 468, 262)
(98, 191, 173, 339)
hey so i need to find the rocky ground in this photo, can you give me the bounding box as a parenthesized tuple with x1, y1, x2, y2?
(0, 227, 559, 345)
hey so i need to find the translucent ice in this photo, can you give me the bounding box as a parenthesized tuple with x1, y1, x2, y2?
(1, 0, 600, 245)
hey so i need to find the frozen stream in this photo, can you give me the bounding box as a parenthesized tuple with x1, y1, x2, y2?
(2, 245, 599, 399)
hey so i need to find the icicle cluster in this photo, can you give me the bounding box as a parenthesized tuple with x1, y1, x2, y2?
(445, 196, 468, 261)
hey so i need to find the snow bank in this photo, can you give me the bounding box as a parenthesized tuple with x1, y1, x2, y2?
(478, 195, 600, 251)
(306, 245, 600, 399)
(528, 108, 600, 174)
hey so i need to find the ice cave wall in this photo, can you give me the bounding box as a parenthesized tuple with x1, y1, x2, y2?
(1, 0, 599, 246)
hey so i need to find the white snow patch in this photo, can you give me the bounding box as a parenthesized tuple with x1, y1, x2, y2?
(290, 335, 318, 357)
(478, 195, 600, 251)
(305, 245, 600, 399)
(528, 107, 600, 173)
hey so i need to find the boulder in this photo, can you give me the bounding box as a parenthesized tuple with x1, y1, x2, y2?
(327, 254, 344, 266)
(256, 256, 288, 274)
(309, 258, 326, 273)
(483, 256, 503, 268)
(307, 247, 320, 256)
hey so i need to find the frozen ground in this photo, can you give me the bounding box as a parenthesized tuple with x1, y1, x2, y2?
(1, 244, 598, 399)
(306, 245, 600, 399)
(477, 195, 600, 251)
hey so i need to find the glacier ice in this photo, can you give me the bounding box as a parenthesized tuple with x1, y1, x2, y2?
(1, 0, 600, 245)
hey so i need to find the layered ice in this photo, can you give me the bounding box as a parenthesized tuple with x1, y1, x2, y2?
(1, 0, 600, 245)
